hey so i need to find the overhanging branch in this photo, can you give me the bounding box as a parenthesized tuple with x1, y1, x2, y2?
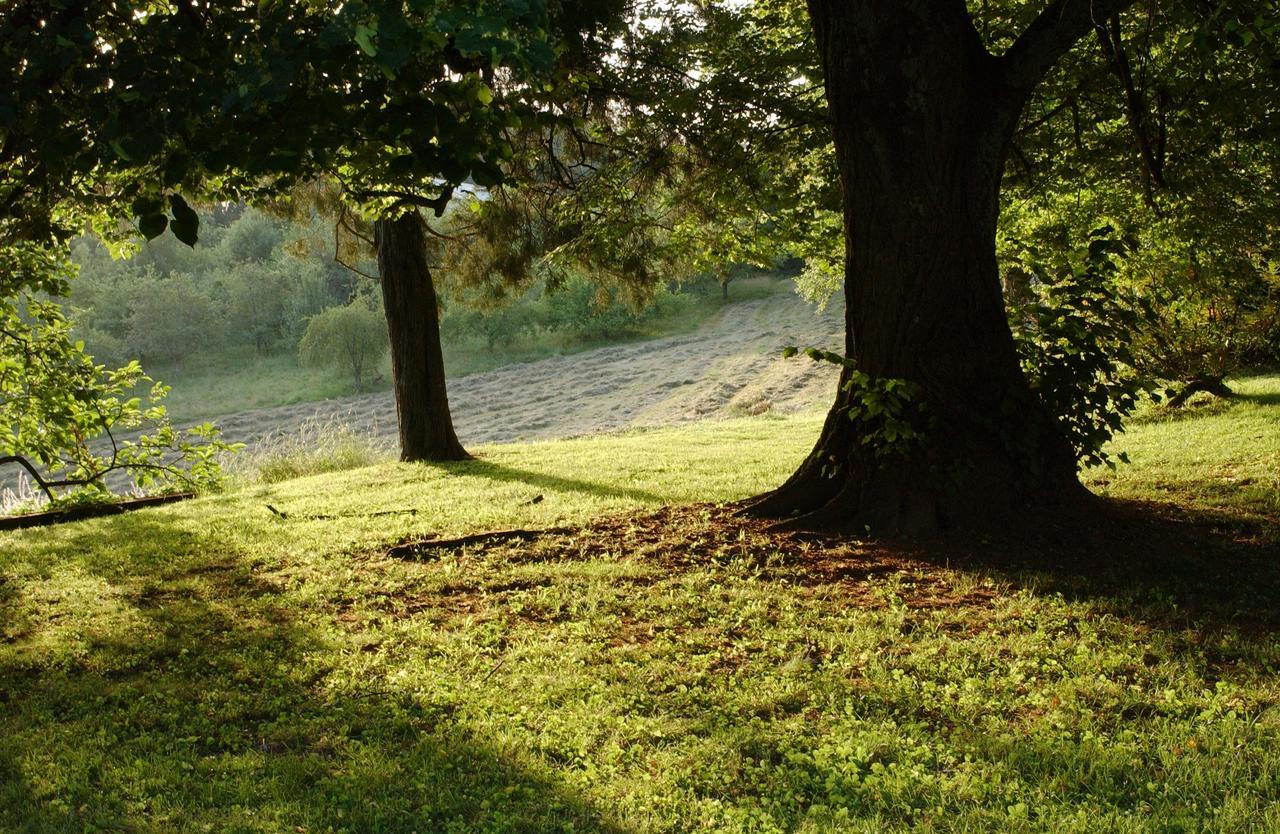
(1000, 0, 1141, 107)
(353, 186, 455, 218)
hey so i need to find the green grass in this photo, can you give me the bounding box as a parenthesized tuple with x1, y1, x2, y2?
(1084, 373, 1280, 531)
(2, 380, 1279, 833)
(151, 349, 364, 423)
(155, 276, 791, 422)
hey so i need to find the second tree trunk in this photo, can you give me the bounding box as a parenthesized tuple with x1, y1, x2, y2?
(374, 211, 470, 463)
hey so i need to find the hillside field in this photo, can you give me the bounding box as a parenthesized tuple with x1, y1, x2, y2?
(1, 376, 1278, 833)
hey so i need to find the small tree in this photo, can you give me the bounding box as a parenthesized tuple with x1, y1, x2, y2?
(298, 300, 389, 392)
(225, 262, 293, 356)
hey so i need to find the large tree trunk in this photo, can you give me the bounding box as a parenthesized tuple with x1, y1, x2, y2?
(750, 1, 1091, 532)
(374, 211, 470, 462)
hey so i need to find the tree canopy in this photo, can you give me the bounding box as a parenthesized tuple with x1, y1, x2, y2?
(0, 0, 1277, 524)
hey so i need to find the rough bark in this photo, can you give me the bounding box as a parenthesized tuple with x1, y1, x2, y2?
(749, 0, 1138, 533)
(374, 211, 470, 462)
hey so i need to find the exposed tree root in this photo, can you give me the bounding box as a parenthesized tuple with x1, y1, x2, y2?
(1167, 375, 1233, 408)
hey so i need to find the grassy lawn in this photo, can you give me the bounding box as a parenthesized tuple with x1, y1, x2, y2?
(2, 378, 1278, 833)
(1084, 374, 1280, 532)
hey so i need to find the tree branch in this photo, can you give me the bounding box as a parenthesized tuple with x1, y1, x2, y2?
(0, 454, 56, 502)
(1000, 0, 1141, 106)
(1093, 12, 1166, 206)
(352, 186, 455, 217)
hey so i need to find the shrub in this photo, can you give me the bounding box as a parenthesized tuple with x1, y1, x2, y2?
(218, 209, 284, 264)
(543, 278, 646, 340)
(443, 302, 539, 349)
(297, 298, 389, 392)
(123, 271, 223, 364)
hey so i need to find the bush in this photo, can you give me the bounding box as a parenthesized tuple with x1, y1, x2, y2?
(218, 209, 284, 264)
(543, 278, 647, 340)
(443, 302, 539, 349)
(224, 262, 292, 355)
(123, 271, 223, 364)
(1127, 253, 1280, 385)
(297, 298, 388, 392)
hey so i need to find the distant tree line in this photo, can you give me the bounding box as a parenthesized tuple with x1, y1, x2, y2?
(66, 205, 762, 388)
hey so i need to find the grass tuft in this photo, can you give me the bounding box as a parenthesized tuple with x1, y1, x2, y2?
(232, 416, 394, 484)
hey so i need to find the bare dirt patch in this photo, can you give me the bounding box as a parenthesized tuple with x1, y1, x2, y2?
(379, 503, 998, 613)
(363, 496, 1280, 642)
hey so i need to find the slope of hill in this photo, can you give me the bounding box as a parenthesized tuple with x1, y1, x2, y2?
(208, 290, 843, 453)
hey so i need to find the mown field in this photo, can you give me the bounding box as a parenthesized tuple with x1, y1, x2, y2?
(1, 376, 1278, 833)
(153, 276, 789, 423)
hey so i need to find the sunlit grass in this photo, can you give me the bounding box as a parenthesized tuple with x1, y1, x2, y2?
(1085, 372, 1280, 530)
(1, 379, 1278, 833)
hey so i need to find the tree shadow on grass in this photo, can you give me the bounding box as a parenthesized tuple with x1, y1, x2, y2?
(902, 495, 1280, 638)
(0, 515, 629, 834)
(445, 458, 668, 505)
(1237, 389, 1280, 407)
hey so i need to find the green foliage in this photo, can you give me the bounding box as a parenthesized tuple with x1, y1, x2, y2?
(224, 263, 293, 357)
(1007, 230, 1155, 469)
(440, 275, 712, 352)
(298, 298, 390, 392)
(1124, 233, 1280, 384)
(68, 207, 357, 368)
(1, 246, 238, 505)
(1000, 0, 1280, 385)
(783, 347, 930, 460)
(218, 210, 285, 264)
(122, 272, 223, 364)
(542, 278, 656, 340)
(443, 302, 540, 350)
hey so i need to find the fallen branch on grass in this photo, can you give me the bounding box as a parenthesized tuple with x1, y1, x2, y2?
(1167, 375, 1233, 408)
(386, 526, 571, 559)
(0, 492, 196, 531)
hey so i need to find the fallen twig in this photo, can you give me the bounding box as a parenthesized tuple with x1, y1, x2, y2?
(386, 525, 571, 559)
(481, 657, 506, 683)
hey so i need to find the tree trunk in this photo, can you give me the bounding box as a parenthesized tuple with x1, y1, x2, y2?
(374, 211, 470, 462)
(749, 1, 1084, 532)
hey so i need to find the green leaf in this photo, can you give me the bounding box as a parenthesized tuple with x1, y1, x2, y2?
(131, 195, 165, 217)
(354, 24, 378, 57)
